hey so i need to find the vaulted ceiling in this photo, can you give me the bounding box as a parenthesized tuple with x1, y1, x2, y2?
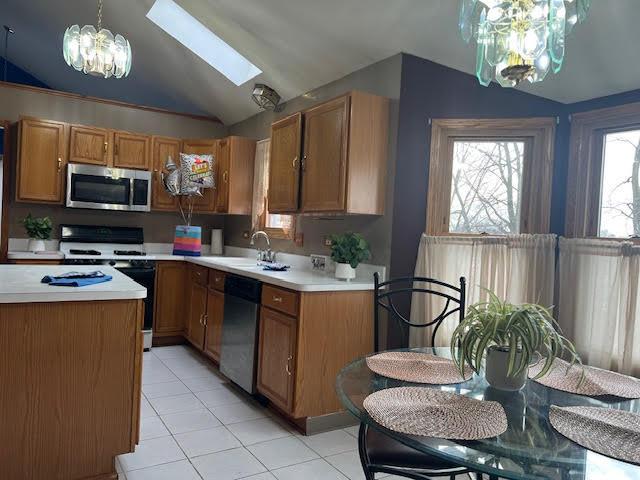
(2, 0, 639, 125)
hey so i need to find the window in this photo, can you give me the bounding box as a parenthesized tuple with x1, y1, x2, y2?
(566, 102, 640, 239)
(427, 118, 556, 235)
(252, 139, 295, 239)
(146, 0, 261, 85)
(450, 140, 524, 234)
(599, 130, 640, 238)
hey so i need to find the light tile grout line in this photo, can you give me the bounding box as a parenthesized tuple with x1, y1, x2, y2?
(134, 346, 362, 480)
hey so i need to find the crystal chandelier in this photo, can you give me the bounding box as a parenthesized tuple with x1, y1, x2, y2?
(62, 0, 132, 79)
(459, 0, 590, 87)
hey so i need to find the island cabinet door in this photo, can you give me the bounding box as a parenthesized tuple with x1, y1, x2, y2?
(301, 95, 349, 212)
(257, 306, 297, 414)
(186, 279, 208, 350)
(268, 113, 302, 213)
(153, 262, 186, 337)
(204, 287, 224, 362)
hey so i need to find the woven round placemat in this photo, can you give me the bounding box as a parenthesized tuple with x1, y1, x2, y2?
(363, 387, 507, 440)
(550, 406, 640, 465)
(529, 358, 640, 399)
(366, 352, 473, 384)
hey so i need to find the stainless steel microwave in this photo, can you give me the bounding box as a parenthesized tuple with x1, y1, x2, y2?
(66, 164, 152, 212)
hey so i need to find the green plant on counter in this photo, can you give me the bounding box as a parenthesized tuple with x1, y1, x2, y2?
(330, 232, 370, 268)
(450, 289, 583, 379)
(22, 214, 52, 240)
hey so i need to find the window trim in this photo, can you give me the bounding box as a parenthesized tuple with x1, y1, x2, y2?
(566, 102, 640, 239)
(426, 118, 556, 235)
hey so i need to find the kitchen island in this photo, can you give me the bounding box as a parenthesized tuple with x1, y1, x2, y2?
(0, 266, 146, 480)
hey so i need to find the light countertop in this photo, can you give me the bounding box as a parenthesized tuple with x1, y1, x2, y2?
(0, 265, 147, 304)
(7, 251, 377, 292)
(188, 257, 375, 292)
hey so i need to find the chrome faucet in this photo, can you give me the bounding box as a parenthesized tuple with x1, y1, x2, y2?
(250, 230, 276, 263)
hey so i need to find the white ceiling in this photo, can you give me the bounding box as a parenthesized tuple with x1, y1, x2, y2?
(1, 0, 639, 125)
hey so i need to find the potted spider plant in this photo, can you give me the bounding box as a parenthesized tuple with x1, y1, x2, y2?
(330, 232, 370, 281)
(450, 290, 582, 391)
(22, 214, 52, 252)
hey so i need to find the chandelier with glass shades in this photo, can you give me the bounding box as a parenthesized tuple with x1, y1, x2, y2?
(62, 0, 132, 79)
(459, 0, 590, 87)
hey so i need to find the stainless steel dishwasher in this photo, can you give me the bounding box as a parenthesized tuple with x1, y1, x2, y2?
(219, 275, 263, 394)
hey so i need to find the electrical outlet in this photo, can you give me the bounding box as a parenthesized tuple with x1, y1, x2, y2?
(310, 254, 327, 271)
(323, 236, 333, 247)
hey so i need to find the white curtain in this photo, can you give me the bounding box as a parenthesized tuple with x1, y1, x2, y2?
(558, 238, 640, 376)
(410, 234, 557, 347)
(251, 139, 270, 232)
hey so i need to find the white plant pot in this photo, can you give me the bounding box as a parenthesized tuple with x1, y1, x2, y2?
(28, 239, 46, 253)
(335, 263, 356, 281)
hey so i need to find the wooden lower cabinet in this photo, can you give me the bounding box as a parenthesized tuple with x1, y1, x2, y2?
(0, 299, 143, 480)
(186, 282, 207, 350)
(257, 306, 298, 413)
(153, 262, 186, 337)
(204, 287, 224, 362)
(257, 290, 373, 419)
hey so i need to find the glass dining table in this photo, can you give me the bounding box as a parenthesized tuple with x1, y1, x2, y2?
(336, 347, 640, 480)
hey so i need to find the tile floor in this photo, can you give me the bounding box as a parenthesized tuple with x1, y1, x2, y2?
(116, 345, 468, 480)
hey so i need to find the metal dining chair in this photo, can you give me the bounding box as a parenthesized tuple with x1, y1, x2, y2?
(358, 272, 481, 480)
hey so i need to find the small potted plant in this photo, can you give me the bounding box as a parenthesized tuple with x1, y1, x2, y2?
(450, 290, 582, 391)
(330, 232, 370, 281)
(22, 214, 52, 252)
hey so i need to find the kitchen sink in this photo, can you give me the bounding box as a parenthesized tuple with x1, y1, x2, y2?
(212, 257, 259, 267)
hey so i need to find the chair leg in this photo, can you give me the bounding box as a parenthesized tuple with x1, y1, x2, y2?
(357, 422, 375, 480)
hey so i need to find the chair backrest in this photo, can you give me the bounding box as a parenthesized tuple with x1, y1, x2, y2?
(373, 272, 466, 350)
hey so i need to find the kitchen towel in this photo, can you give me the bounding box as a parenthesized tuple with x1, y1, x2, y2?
(41, 271, 113, 287)
(173, 225, 202, 256)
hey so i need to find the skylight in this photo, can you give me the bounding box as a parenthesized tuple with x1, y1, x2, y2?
(146, 0, 261, 86)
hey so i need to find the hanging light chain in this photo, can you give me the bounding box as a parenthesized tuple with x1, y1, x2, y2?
(97, 0, 103, 32)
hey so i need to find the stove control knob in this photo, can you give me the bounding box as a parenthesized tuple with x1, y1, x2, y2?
(109, 260, 116, 267)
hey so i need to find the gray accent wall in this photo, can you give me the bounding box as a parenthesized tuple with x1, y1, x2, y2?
(1, 83, 227, 242)
(226, 54, 402, 268)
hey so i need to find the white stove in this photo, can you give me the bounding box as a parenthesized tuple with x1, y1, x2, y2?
(60, 225, 156, 350)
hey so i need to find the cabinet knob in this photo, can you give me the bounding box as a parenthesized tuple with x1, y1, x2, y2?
(272, 296, 282, 303)
(57, 157, 62, 172)
(292, 156, 298, 169)
(203, 314, 208, 326)
(301, 155, 307, 172)
(104, 142, 108, 154)
(222, 171, 229, 183)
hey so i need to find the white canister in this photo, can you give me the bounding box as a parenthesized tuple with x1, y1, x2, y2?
(211, 229, 224, 255)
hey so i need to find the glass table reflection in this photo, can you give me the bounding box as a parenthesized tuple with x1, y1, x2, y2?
(336, 348, 640, 480)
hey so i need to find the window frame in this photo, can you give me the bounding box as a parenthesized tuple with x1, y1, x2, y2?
(566, 102, 640, 240)
(426, 118, 556, 235)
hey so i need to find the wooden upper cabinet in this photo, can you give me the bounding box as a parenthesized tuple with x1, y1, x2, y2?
(153, 262, 186, 336)
(69, 125, 109, 166)
(269, 113, 302, 213)
(151, 136, 181, 211)
(216, 136, 256, 215)
(301, 96, 349, 212)
(113, 131, 151, 170)
(182, 139, 217, 212)
(257, 306, 297, 414)
(215, 138, 230, 213)
(269, 91, 389, 215)
(16, 118, 67, 203)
